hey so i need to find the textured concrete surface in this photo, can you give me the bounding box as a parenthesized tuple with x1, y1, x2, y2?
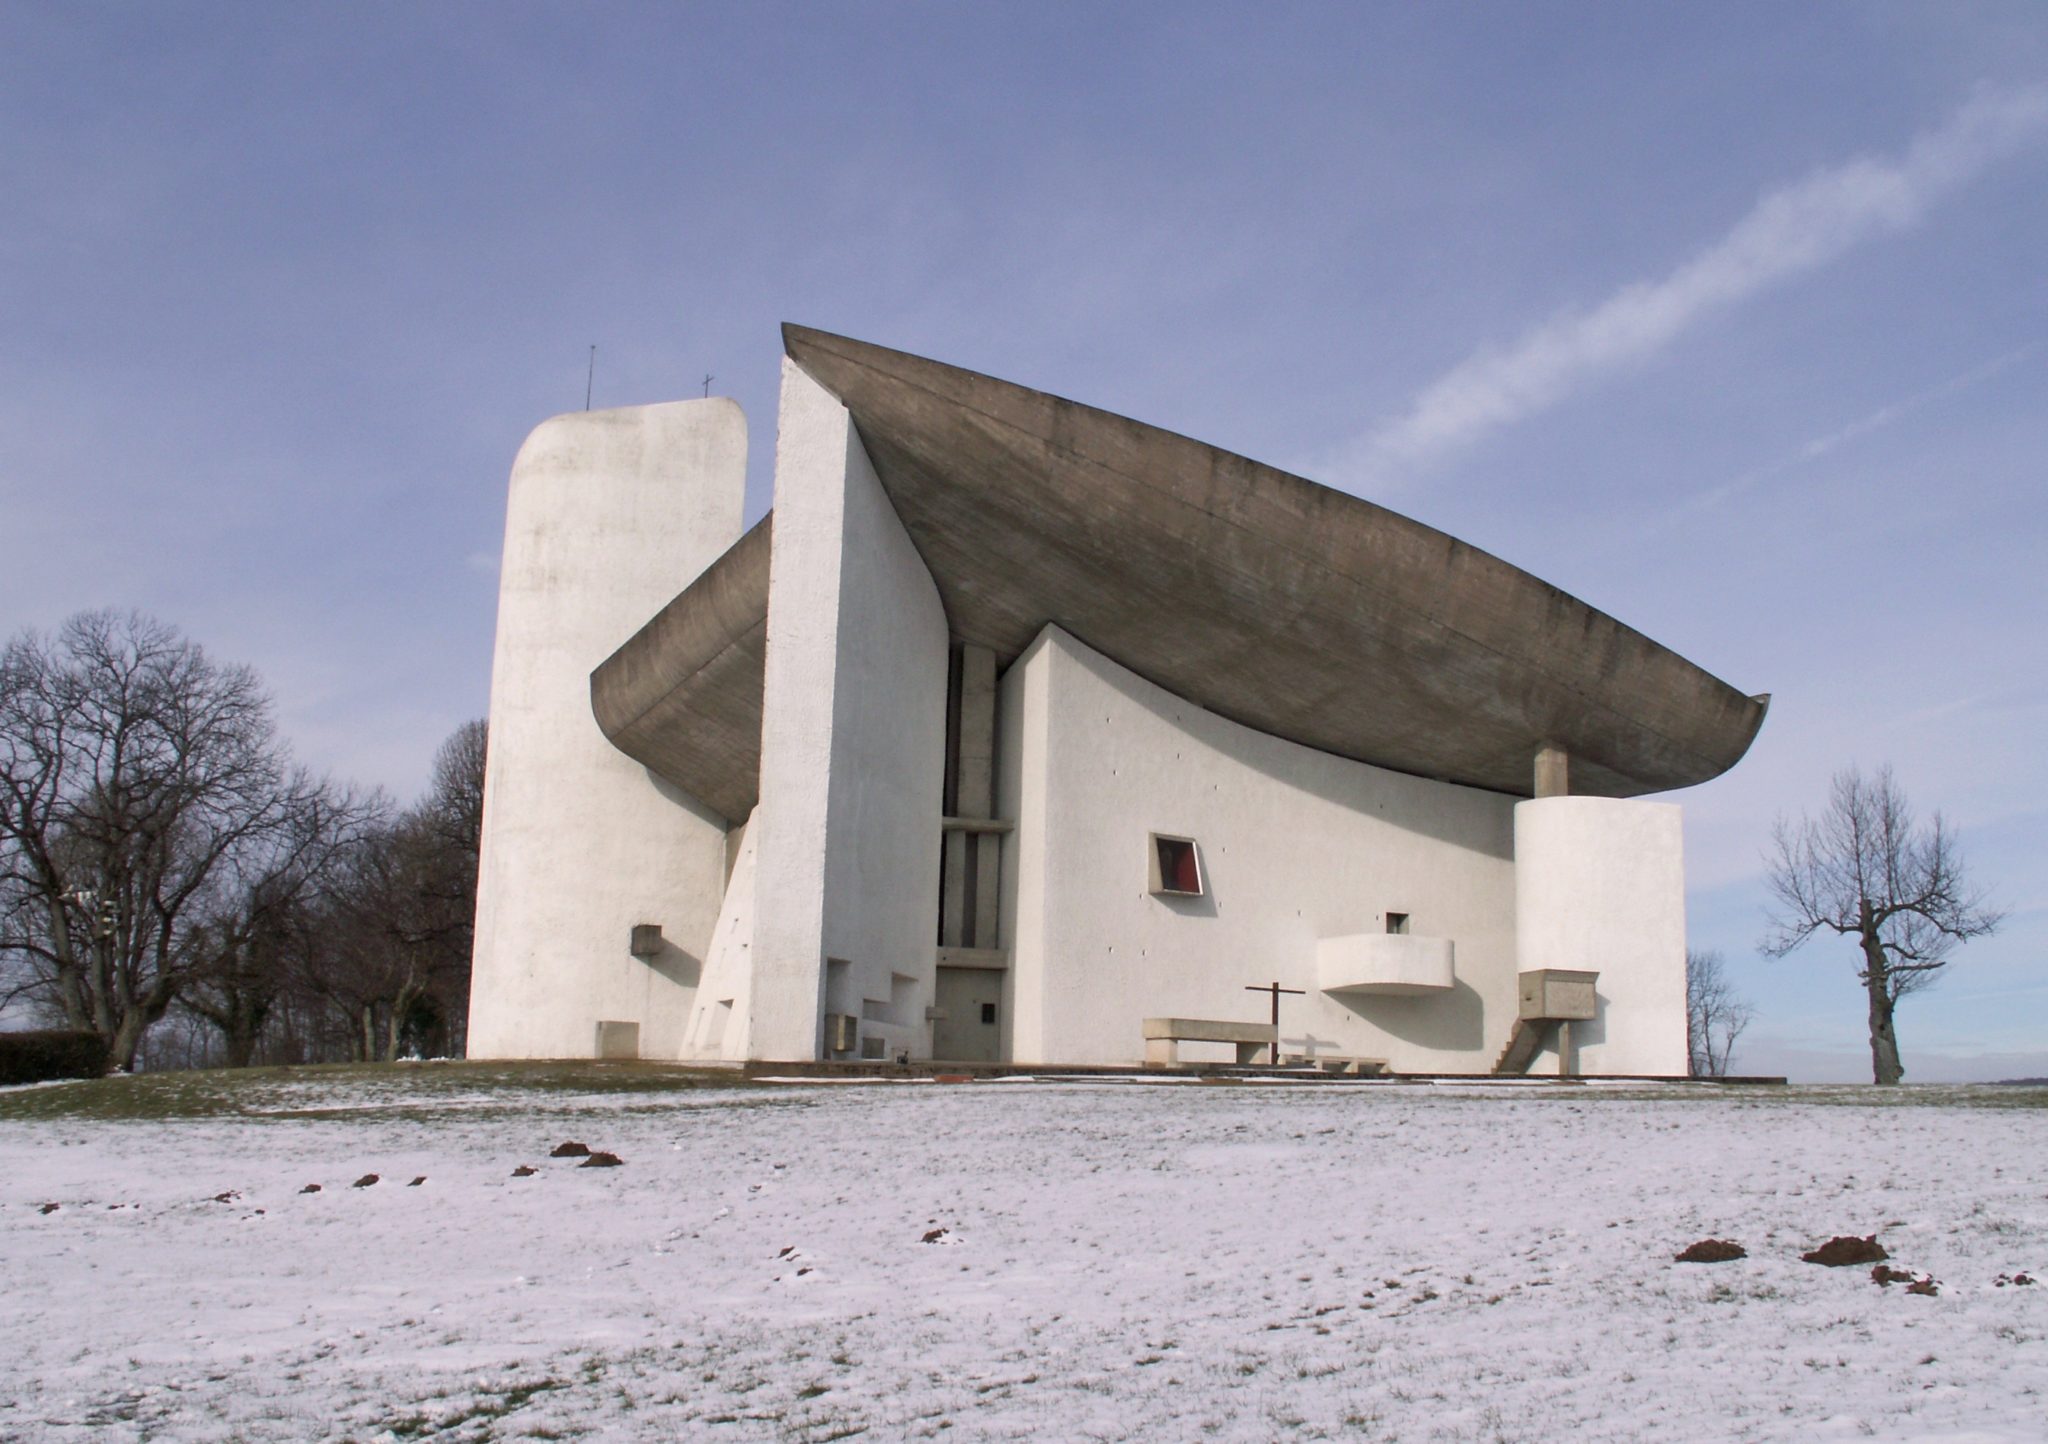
(747, 360, 948, 1062)
(585, 327, 1766, 816)
(468, 400, 745, 1060)
(783, 324, 1766, 799)
(1514, 796, 1689, 1076)
(590, 515, 771, 826)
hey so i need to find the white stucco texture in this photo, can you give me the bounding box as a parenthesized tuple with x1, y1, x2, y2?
(998, 626, 1522, 1072)
(1514, 796, 1690, 1076)
(745, 359, 948, 1062)
(466, 400, 745, 1060)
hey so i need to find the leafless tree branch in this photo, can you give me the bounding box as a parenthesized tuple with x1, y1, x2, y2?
(1759, 764, 2003, 1084)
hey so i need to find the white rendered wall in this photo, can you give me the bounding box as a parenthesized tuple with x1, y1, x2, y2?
(744, 360, 949, 1061)
(998, 627, 1521, 1072)
(681, 816, 757, 1061)
(997, 637, 1052, 1065)
(1514, 797, 1690, 1076)
(467, 401, 745, 1060)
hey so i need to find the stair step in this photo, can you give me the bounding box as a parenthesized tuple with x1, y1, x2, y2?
(1493, 1018, 1554, 1075)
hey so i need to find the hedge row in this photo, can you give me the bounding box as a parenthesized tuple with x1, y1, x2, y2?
(0, 1030, 111, 1085)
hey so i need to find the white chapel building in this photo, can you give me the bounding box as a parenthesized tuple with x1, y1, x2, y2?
(465, 327, 1767, 1077)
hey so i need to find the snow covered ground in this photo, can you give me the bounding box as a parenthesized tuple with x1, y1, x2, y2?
(2, 1065, 2044, 1443)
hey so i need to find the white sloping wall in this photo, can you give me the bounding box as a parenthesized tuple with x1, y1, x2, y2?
(998, 626, 1521, 1071)
(743, 359, 948, 1062)
(997, 626, 1694, 1075)
(680, 817, 758, 1061)
(468, 401, 745, 1060)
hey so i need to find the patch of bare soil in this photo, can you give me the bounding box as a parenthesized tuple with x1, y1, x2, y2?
(578, 1151, 622, 1168)
(1801, 1235, 1887, 1266)
(550, 1141, 591, 1158)
(1674, 1239, 1746, 1263)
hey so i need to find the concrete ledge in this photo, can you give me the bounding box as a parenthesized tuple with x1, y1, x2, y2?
(1141, 1017, 1279, 1068)
(1141, 1018, 1278, 1044)
(737, 1059, 1787, 1085)
(937, 947, 1009, 971)
(1317, 934, 1456, 995)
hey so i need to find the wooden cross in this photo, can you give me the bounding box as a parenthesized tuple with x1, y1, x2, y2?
(1245, 979, 1306, 1062)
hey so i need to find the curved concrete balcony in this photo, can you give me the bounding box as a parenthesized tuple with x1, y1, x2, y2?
(1316, 934, 1456, 996)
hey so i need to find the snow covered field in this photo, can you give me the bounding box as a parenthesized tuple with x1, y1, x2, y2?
(2, 1065, 2044, 1443)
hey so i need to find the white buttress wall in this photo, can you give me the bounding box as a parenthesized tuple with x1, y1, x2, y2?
(744, 360, 948, 1061)
(997, 636, 1052, 1065)
(998, 627, 1522, 1071)
(467, 401, 745, 1060)
(681, 817, 758, 1061)
(1514, 797, 1689, 1076)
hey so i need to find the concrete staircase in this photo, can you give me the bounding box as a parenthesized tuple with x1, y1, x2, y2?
(1494, 969, 1599, 1076)
(1492, 1018, 1554, 1075)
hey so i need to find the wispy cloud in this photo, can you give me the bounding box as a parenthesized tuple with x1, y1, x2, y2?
(1660, 340, 2041, 524)
(1795, 341, 2039, 463)
(1335, 85, 2048, 485)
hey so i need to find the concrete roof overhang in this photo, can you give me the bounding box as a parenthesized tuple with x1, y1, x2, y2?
(590, 515, 771, 826)
(592, 326, 1767, 820)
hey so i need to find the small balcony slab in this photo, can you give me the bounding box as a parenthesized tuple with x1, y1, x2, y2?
(1317, 934, 1456, 996)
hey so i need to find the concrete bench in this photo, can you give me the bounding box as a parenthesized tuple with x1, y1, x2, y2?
(1142, 1017, 1277, 1067)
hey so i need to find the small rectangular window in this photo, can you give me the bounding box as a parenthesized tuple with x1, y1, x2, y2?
(980, 1002, 997, 1026)
(1148, 834, 1205, 896)
(1386, 912, 1410, 935)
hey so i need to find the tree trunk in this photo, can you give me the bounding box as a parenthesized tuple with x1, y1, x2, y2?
(1861, 929, 1905, 1085)
(224, 1010, 260, 1070)
(109, 1011, 148, 1073)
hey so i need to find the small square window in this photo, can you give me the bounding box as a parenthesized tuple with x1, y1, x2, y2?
(1148, 834, 1204, 896)
(1386, 912, 1410, 935)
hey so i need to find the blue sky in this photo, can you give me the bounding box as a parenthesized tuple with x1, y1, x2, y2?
(4, 3, 2044, 1081)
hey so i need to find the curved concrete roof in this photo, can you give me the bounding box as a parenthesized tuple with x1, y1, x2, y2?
(594, 326, 1766, 814)
(591, 515, 771, 824)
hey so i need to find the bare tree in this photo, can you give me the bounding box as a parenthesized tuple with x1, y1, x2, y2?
(1685, 948, 1754, 1078)
(180, 783, 386, 1067)
(297, 721, 484, 1061)
(416, 718, 484, 1056)
(0, 611, 342, 1069)
(1761, 764, 2002, 1085)
(424, 719, 485, 864)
